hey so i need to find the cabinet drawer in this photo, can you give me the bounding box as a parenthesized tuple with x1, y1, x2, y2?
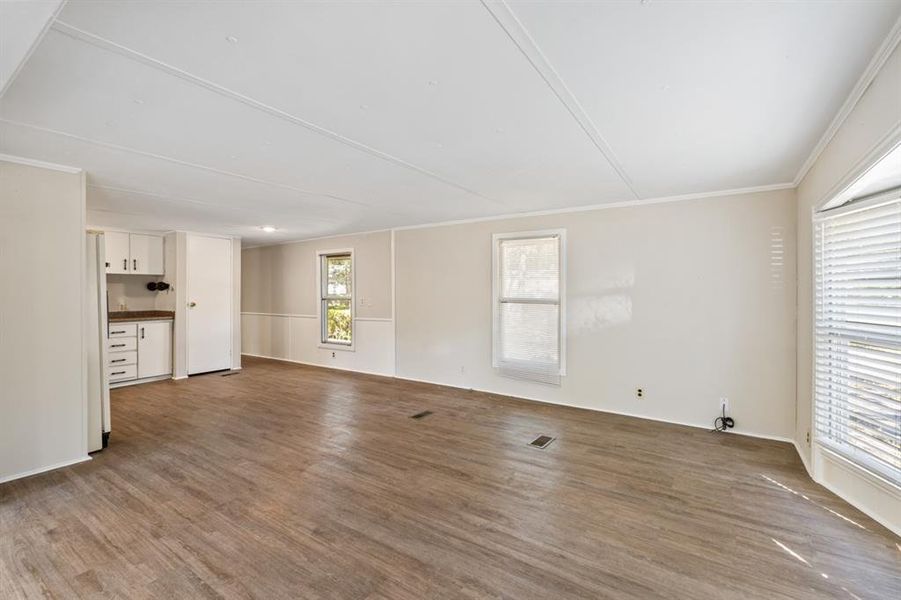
(107, 350, 137, 367)
(107, 364, 137, 382)
(108, 323, 137, 338)
(107, 338, 137, 352)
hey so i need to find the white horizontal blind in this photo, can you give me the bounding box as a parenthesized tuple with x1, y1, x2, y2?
(814, 195, 901, 485)
(494, 233, 563, 384)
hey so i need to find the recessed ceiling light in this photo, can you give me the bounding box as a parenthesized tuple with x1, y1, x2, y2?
(132, 99, 144, 105)
(359, 104, 369, 110)
(226, 35, 239, 44)
(427, 80, 438, 87)
(259, 226, 277, 233)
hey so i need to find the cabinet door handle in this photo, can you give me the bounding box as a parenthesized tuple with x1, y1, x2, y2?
(111, 371, 126, 376)
(123, 259, 127, 270)
(110, 330, 126, 334)
(111, 343, 126, 348)
(133, 259, 137, 270)
(111, 358, 126, 363)
(140, 327, 145, 339)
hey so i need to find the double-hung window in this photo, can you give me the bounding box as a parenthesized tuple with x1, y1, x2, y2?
(319, 251, 353, 347)
(492, 230, 565, 385)
(814, 192, 900, 485)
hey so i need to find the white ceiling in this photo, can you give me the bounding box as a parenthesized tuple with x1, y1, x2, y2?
(1, 0, 899, 245)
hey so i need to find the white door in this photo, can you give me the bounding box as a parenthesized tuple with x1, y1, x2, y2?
(130, 234, 164, 275)
(187, 234, 232, 374)
(105, 231, 130, 274)
(138, 321, 172, 378)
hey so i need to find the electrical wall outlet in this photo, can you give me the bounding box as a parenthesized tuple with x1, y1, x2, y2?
(720, 397, 729, 413)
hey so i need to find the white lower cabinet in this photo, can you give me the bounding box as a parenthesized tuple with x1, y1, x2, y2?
(108, 319, 172, 386)
(137, 321, 172, 379)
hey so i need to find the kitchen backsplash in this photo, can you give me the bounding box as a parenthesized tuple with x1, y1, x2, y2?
(107, 274, 174, 312)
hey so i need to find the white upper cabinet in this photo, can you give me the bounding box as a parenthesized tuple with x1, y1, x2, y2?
(104, 231, 130, 274)
(104, 231, 164, 275)
(130, 234, 164, 275)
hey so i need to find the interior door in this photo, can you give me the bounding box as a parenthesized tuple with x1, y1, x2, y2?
(104, 231, 130, 274)
(187, 234, 232, 374)
(138, 321, 172, 378)
(130, 234, 164, 275)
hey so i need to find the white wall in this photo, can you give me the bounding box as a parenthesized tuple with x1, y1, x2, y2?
(0, 158, 89, 482)
(241, 230, 394, 376)
(795, 39, 901, 534)
(106, 273, 168, 311)
(395, 190, 797, 440)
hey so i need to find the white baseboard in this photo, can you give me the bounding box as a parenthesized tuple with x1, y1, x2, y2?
(241, 354, 792, 445)
(392, 372, 795, 445)
(241, 353, 393, 378)
(0, 455, 91, 485)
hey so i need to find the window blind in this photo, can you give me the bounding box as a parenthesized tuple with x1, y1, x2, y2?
(493, 232, 564, 385)
(814, 194, 901, 485)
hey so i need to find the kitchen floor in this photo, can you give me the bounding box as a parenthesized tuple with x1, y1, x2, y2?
(1, 356, 898, 599)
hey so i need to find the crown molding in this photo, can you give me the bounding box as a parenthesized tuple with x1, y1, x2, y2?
(243, 180, 794, 250)
(793, 13, 901, 187)
(0, 152, 81, 173)
(481, 0, 640, 200)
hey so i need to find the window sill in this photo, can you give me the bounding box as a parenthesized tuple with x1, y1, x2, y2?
(319, 343, 355, 353)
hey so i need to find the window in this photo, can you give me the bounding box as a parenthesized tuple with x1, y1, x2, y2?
(319, 251, 353, 347)
(814, 193, 900, 485)
(492, 230, 565, 384)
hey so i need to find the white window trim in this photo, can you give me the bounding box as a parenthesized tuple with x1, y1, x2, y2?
(491, 229, 567, 380)
(812, 189, 901, 488)
(316, 248, 355, 352)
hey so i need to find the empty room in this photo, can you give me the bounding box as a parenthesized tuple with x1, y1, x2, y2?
(1, 0, 900, 598)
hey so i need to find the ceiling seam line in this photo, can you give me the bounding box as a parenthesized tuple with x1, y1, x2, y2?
(0, 117, 373, 208)
(0, 0, 70, 98)
(480, 0, 640, 200)
(49, 20, 506, 207)
(86, 183, 374, 222)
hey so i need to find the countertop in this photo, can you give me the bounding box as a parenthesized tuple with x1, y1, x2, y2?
(109, 310, 175, 323)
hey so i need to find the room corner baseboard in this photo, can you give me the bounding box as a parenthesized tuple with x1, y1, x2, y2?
(391, 372, 795, 446)
(0, 455, 91, 485)
(241, 352, 394, 378)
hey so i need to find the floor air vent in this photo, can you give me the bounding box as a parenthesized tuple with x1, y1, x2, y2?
(529, 435, 555, 449)
(410, 410, 433, 420)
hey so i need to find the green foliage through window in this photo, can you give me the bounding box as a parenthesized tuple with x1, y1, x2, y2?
(321, 253, 352, 345)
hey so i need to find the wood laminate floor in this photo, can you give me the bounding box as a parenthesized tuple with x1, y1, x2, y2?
(1, 356, 898, 599)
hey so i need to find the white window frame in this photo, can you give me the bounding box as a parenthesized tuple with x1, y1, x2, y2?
(316, 248, 355, 352)
(813, 189, 901, 487)
(491, 229, 567, 382)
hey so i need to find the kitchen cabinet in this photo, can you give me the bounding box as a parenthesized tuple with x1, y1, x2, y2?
(107, 319, 172, 386)
(104, 231, 164, 275)
(105, 231, 131, 274)
(130, 234, 164, 275)
(137, 321, 172, 378)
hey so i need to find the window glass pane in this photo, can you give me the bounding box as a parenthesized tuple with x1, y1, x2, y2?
(325, 299, 352, 344)
(499, 302, 559, 364)
(500, 237, 559, 300)
(326, 255, 352, 297)
(815, 197, 901, 484)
